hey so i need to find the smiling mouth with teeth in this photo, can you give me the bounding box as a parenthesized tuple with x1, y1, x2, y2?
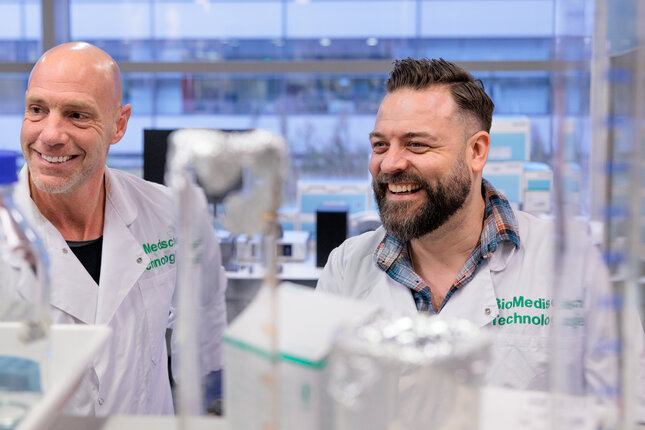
(388, 183, 421, 194)
(41, 153, 73, 163)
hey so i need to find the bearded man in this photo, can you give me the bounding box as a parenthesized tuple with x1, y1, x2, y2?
(316, 58, 645, 411)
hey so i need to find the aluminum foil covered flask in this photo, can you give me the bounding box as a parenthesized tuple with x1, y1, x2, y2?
(328, 314, 490, 430)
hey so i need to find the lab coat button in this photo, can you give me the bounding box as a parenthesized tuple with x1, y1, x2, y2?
(62, 248, 68, 254)
(485, 307, 491, 315)
(136, 257, 143, 264)
(98, 397, 105, 406)
(151, 358, 157, 367)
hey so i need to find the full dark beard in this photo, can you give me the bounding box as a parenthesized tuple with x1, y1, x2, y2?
(373, 159, 472, 242)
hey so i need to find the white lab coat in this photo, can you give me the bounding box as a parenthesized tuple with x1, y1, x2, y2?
(317, 210, 645, 415)
(13, 167, 227, 415)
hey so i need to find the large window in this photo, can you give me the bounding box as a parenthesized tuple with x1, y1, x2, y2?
(0, 0, 594, 208)
(67, 0, 565, 62)
(0, 0, 41, 61)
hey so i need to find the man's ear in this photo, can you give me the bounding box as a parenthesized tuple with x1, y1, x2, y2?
(468, 131, 490, 173)
(111, 104, 132, 146)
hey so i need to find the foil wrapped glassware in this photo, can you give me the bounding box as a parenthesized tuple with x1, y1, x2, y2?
(329, 314, 490, 430)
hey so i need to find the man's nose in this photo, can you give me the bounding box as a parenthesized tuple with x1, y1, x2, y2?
(38, 114, 68, 146)
(380, 148, 409, 173)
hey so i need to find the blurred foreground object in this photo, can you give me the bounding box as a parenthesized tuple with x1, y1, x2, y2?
(223, 283, 379, 430)
(329, 314, 490, 430)
(168, 129, 287, 235)
(1, 325, 110, 430)
(0, 150, 50, 429)
(166, 129, 287, 427)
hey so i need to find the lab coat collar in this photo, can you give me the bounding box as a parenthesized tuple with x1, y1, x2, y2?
(95, 197, 147, 324)
(15, 167, 99, 323)
(487, 241, 518, 272)
(94, 167, 147, 324)
(15, 167, 46, 226)
(104, 168, 138, 226)
(441, 260, 498, 328)
(49, 242, 99, 324)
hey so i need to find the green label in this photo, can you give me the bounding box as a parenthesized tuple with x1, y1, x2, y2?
(494, 295, 551, 326)
(496, 295, 551, 310)
(492, 296, 585, 328)
(493, 312, 550, 327)
(142, 237, 176, 271)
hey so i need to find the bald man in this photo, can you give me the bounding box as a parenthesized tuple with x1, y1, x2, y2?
(15, 42, 227, 415)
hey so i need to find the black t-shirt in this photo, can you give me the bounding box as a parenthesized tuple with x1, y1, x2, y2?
(66, 236, 103, 285)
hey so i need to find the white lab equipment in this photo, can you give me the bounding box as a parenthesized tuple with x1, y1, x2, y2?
(1, 324, 111, 430)
(296, 180, 372, 234)
(523, 162, 553, 214)
(0, 150, 50, 429)
(488, 117, 531, 162)
(276, 231, 310, 262)
(328, 314, 490, 430)
(166, 128, 288, 427)
(223, 283, 379, 430)
(235, 230, 310, 264)
(483, 161, 554, 214)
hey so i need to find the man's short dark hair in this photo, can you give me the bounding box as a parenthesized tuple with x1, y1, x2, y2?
(386, 58, 494, 133)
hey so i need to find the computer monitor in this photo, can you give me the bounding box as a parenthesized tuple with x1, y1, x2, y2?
(143, 129, 174, 185)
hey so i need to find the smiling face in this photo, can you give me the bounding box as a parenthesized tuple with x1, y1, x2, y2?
(20, 43, 130, 196)
(369, 85, 476, 241)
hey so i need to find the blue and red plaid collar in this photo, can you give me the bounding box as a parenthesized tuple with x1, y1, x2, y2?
(374, 178, 520, 293)
(479, 178, 521, 258)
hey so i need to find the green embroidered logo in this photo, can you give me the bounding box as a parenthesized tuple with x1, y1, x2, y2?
(497, 296, 551, 310)
(142, 238, 176, 271)
(493, 312, 551, 327)
(492, 296, 585, 327)
(493, 295, 551, 326)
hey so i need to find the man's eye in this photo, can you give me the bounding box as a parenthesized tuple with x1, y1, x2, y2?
(70, 112, 86, 120)
(30, 107, 42, 114)
(371, 142, 387, 153)
(408, 142, 429, 152)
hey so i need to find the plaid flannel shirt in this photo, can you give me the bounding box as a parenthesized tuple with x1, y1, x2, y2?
(373, 179, 520, 313)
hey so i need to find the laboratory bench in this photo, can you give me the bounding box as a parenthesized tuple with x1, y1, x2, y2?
(225, 252, 322, 282)
(51, 415, 227, 430)
(225, 253, 320, 323)
(50, 413, 645, 430)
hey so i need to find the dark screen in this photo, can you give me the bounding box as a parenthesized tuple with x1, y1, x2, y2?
(143, 129, 174, 185)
